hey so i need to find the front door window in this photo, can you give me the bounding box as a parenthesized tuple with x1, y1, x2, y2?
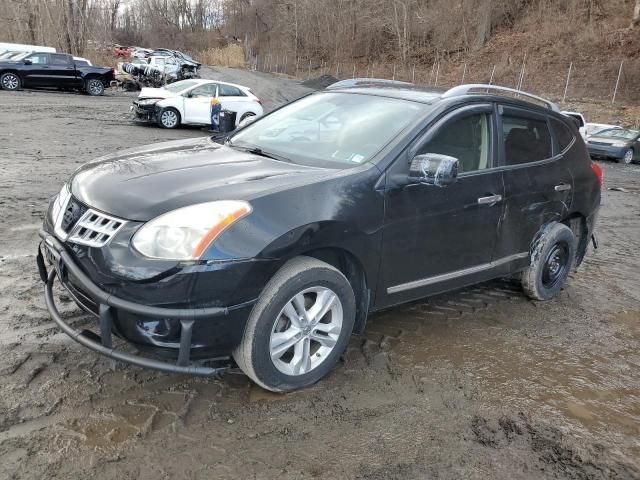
(418, 113, 492, 173)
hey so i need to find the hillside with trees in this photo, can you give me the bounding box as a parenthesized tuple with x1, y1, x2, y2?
(1, 0, 638, 101)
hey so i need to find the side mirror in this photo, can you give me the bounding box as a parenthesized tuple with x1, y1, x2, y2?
(408, 153, 458, 187)
(24, 59, 32, 65)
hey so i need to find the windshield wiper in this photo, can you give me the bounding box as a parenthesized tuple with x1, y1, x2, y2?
(229, 144, 291, 163)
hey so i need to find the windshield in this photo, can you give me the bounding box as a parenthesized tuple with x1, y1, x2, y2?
(163, 80, 198, 94)
(229, 92, 428, 168)
(596, 128, 638, 139)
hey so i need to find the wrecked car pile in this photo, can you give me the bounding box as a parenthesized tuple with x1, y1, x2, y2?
(116, 48, 201, 90)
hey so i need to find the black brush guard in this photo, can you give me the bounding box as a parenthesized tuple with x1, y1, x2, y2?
(37, 231, 241, 377)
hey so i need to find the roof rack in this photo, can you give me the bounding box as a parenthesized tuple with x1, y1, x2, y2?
(442, 84, 560, 112)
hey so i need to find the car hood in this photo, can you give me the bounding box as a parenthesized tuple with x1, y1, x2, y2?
(69, 137, 332, 221)
(138, 87, 176, 100)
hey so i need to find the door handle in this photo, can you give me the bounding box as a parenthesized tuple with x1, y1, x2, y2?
(477, 194, 502, 206)
(554, 183, 572, 192)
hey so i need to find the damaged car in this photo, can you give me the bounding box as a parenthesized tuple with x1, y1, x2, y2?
(38, 83, 602, 392)
(119, 55, 198, 89)
(131, 79, 263, 128)
(150, 49, 200, 78)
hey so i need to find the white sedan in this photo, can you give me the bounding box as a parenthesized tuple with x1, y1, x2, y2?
(131, 79, 264, 129)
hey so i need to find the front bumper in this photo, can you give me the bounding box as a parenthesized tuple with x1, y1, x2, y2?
(38, 231, 254, 376)
(130, 103, 158, 123)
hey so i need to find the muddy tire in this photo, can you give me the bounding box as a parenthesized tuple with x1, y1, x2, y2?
(521, 223, 576, 301)
(233, 256, 356, 392)
(1, 72, 21, 91)
(157, 107, 180, 129)
(85, 78, 105, 96)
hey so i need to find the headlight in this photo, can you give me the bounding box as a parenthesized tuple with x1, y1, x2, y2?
(131, 201, 252, 260)
(50, 183, 70, 223)
(611, 141, 629, 147)
(137, 98, 160, 106)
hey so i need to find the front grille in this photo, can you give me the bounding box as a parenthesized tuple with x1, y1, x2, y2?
(67, 209, 126, 248)
(61, 198, 87, 233)
(588, 141, 612, 146)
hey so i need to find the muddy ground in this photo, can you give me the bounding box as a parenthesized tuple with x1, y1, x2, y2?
(0, 69, 639, 479)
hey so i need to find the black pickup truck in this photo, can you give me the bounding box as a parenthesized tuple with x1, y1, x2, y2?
(0, 52, 115, 96)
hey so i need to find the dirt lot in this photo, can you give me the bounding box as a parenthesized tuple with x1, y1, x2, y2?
(1, 70, 639, 480)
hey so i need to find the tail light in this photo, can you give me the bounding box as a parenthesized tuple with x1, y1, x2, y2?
(591, 162, 603, 188)
(254, 98, 262, 105)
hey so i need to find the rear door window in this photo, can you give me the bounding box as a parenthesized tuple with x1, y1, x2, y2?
(218, 84, 245, 97)
(550, 118, 575, 153)
(51, 54, 71, 66)
(502, 114, 552, 165)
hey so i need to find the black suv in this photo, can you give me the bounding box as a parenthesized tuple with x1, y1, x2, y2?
(38, 83, 602, 391)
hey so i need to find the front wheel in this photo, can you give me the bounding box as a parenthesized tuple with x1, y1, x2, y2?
(620, 148, 634, 164)
(1, 72, 21, 91)
(234, 256, 356, 392)
(85, 78, 105, 96)
(521, 223, 576, 301)
(157, 107, 180, 129)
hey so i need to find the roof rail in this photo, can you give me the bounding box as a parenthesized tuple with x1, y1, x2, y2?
(442, 84, 560, 112)
(326, 78, 414, 90)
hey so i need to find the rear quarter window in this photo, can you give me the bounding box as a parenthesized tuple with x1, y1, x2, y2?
(550, 118, 576, 153)
(502, 115, 552, 165)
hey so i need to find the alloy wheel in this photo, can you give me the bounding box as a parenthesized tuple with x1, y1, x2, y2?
(2, 74, 19, 90)
(269, 286, 343, 376)
(161, 110, 178, 128)
(87, 80, 103, 95)
(623, 149, 633, 164)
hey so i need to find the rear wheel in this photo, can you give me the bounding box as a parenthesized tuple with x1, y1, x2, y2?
(1, 72, 21, 91)
(234, 256, 356, 392)
(157, 107, 180, 129)
(85, 78, 105, 96)
(521, 223, 576, 301)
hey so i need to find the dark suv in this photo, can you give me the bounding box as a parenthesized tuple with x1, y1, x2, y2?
(38, 83, 602, 391)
